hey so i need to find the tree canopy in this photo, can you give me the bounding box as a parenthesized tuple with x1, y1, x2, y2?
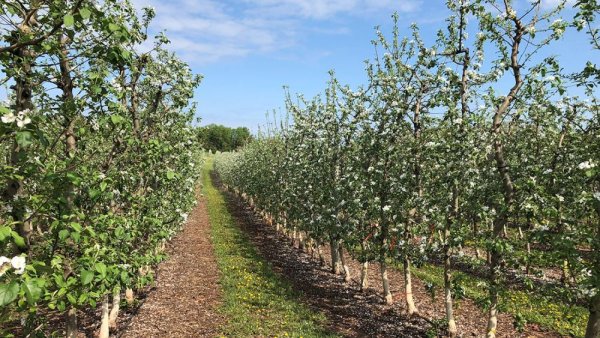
(197, 124, 253, 152)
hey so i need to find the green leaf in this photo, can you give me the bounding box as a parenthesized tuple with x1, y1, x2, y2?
(110, 114, 124, 125)
(15, 131, 33, 148)
(79, 8, 91, 20)
(78, 293, 88, 304)
(100, 181, 108, 192)
(108, 23, 120, 32)
(58, 230, 70, 241)
(81, 270, 94, 285)
(0, 282, 20, 307)
(71, 232, 81, 243)
(70, 222, 82, 233)
(11, 231, 26, 249)
(64, 14, 75, 28)
(114, 226, 124, 239)
(0, 226, 11, 241)
(94, 262, 107, 278)
(66, 172, 81, 185)
(167, 171, 176, 180)
(22, 280, 42, 305)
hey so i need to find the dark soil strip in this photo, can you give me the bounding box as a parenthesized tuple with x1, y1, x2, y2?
(219, 182, 561, 338)
(120, 196, 224, 338)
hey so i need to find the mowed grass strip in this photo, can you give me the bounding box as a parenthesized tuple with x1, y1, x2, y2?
(203, 159, 338, 338)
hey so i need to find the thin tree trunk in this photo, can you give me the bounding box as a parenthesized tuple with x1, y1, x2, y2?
(99, 296, 110, 338)
(298, 231, 305, 251)
(316, 240, 326, 266)
(404, 257, 418, 315)
(380, 259, 393, 305)
(66, 308, 78, 338)
(360, 261, 369, 291)
(586, 294, 600, 338)
(109, 289, 121, 328)
(526, 242, 531, 275)
(125, 288, 134, 304)
(360, 241, 369, 291)
(445, 185, 458, 337)
(486, 5, 523, 335)
(339, 242, 351, 283)
(330, 238, 342, 274)
(291, 226, 297, 247)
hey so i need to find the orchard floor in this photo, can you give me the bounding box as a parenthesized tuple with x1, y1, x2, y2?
(119, 194, 225, 337)
(215, 179, 564, 338)
(115, 169, 563, 338)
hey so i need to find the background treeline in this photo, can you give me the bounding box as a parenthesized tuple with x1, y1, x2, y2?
(0, 1, 203, 337)
(197, 124, 253, 152)
(215, 1, 599, 337)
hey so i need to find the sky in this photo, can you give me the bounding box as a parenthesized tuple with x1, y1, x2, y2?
(120, 0, 595, 131)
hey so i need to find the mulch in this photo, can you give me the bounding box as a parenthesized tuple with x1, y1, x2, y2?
(219, 184, 563, 338)
(119, 195, 225, 337)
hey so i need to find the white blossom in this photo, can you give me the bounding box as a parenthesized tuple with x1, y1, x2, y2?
(578, 161, 596, 170)
(10, 256, 26, 274)
(1, 112, 16, 123)
(2, 109, 31, 128)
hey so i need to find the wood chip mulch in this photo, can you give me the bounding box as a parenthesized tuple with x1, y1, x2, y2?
(120, 195, 225, 338)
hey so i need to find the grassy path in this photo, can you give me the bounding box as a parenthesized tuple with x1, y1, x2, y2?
(203, 159, 338, 337)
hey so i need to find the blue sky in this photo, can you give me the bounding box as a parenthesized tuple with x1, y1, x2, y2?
(124, 0, 595, 131)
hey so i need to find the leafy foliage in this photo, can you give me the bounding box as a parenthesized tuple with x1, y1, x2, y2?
(0, 0, 203, 335)
(197, 124, 253, 153)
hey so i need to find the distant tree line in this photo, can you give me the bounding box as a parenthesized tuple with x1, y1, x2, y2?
(197, 124, 253, 152)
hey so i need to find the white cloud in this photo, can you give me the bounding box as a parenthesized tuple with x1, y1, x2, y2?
(132, 0, 421, 65)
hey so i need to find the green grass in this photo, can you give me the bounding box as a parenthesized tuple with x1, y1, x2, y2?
(203, 158, 339, 338)
(411, 263, 588, 337)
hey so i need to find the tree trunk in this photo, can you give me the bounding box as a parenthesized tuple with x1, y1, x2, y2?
(99, 296, 110, 338)
(486, 7, 523, 335)
(291, 226, 297, 247)
(125, 288, 134, 304)
(445, 261, 457, 337)
(317, 240, 326, 266)
(339, 242, 351, 283)
(66, 307, 78, 338)
(585, 294, 600, 338)
(404, 257, 418, 315)
(360, 261, 369, 291)
(298, 231, 305, 251)
(109, 289, 121, 328)
(444, 184, 458, 336)
(380, 259, 393, 304)
(330, 238, 342, 274)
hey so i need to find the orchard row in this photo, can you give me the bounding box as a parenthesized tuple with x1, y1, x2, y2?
(215, 1, 599, 337)
(0, 1, 202, 336)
